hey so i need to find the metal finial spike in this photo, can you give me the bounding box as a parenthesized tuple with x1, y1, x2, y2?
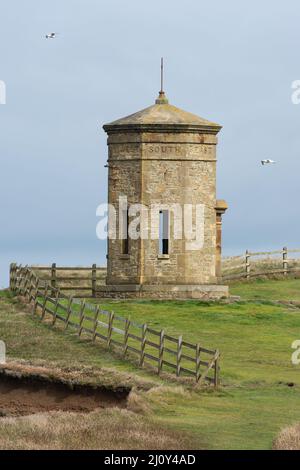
(155, 57, 168, 104)
(160, 57, 164, 93)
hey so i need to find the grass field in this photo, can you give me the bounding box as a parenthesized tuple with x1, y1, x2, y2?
(1, 278, 300, 449)
(230, 277, 300, 303)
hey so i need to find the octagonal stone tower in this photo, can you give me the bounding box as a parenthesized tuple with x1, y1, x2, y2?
(99, 90, 228, 299)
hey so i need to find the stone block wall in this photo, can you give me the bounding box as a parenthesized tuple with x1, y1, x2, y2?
(106, 130, 218, 286)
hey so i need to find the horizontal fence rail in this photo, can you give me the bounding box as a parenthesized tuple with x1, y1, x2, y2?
(9, 264, 220, 387)
(27, 263, 107, 297)
(23, 247, 300, 297)
(222, 247, 300, 281)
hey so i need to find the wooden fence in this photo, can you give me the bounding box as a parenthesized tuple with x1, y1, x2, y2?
(9, 264, 220, 387)
(25, 247, 300, 297)
(27, 263, 107, 297)
(222, 247, 300, 281)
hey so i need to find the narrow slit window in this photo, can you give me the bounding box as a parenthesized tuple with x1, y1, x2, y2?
(159, 210, 169, 255)
(121, 209, 129, 255)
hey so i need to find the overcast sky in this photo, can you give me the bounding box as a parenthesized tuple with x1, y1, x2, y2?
(1, 0, 300, 286)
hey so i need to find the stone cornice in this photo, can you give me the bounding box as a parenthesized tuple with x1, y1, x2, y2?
(103, 123, 222, 135)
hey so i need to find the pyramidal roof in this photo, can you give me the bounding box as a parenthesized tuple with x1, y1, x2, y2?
(103, 92, 222, 134)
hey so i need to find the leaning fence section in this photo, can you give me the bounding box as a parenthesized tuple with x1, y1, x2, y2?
(9, 264, 220, 388)
(222, 247, 300, 281)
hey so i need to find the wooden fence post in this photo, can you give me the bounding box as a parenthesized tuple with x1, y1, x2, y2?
(51, 263, 57, 293)
(176, 335, 183, 377)
(123, 318, 130, 357)
(28, 272, 35, 302)
(32, 277, 40, 315)
(17, 266, 22, 294)
(27, 271, 32, 303)
(198, 350, 220, 388)
(19, 266, 26, 294)
(196, 343, 201, 382)
(13, 263, 17, 291)
(65, 296, 74, 330)
(21, 268, 27, 296)
(23, 269, 30, 298)
(245, 250, 251, 280)
(28, 272, 33, 301)
(78, 301, 86, 337)
(107, 311, 114, 347)
(9, 263, 15, 291)
(214, 351, 220, 389)
(26, 271, 31, 299)
(14, 265, 21, 294)
(52, 289, 61, 326)
(283, 246, 288, 276)
(19, 268, 26, 296)
(140, 324, 147, 367)
(92, 264, 97, 298)
(92, 306, 100, 341)
(9, 263, 13, 290)
(158, 329, 165, 375)
(16, 266, 22, 295)
(41, 284, 49, 320)
(22, 268, 27, 295)
(26, 269, 32, 298)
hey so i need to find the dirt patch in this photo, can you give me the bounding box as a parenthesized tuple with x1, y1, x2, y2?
(0, 372, 129, 417)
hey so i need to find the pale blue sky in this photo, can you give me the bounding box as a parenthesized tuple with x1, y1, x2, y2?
(1, 0, 300, 286)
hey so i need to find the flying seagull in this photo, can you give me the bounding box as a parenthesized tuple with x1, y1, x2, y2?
(261, 159, 276, 165)
(45, 32, 57, 39)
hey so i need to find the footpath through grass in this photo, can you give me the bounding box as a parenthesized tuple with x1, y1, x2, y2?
(1, 278, 300, 449)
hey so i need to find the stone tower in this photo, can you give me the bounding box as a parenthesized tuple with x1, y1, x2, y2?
(99, 90, 228, 299)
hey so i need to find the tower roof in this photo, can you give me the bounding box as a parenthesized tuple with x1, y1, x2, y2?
(103, 93, 222, 134)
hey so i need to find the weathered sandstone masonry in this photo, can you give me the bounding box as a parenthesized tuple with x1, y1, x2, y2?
(98, 91, 228, 299)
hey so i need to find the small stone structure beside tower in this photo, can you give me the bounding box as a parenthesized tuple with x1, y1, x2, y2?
(98, 86, 228, 299)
